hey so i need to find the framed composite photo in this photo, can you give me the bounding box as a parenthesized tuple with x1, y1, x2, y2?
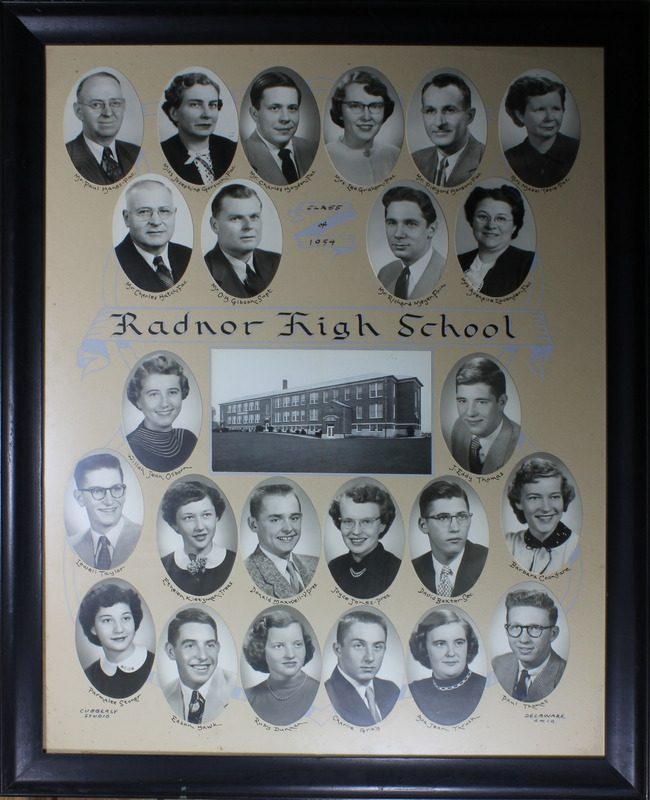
(1, 1, 648, 798)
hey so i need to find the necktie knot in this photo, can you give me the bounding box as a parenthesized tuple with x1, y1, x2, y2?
(513, 669, 530, 701)
(286, 559, 302, 594)
(365, 684, 382, 723)
(96, 535, 112, 570)
(394, 265, 411, 299)
(438, 564, 453, 597)
(101, 147, 124, 182)
(435, 156, 448, 186)
(469, 435, 482, 473)
(153, 255, 174, 288)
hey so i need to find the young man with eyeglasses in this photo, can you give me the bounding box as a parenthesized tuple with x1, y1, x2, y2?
(492, 587, 566, 702)
(66, 71, 140, 185)
(412, 479, 488, 597)
(411, 72, 484, 188)
(115, 178, 191, 292)
(70, 452, 141, 570)
(245, 484, 319, 599)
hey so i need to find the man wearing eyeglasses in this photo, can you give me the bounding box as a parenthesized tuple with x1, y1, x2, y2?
(411, 73, 484, 188)
(70, 452, 141, 570)
(115, 178, 191, 292)
(412, 479, 488, 597)
(66, 72, 140, 185)
(244, 484, 318, 599)
(492, 588, 566, 702)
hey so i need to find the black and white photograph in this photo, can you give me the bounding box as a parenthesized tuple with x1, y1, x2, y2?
(123, 350, 201, 473)
(407, 606, 486, 726)
(324, 477, 403, 599)
(211, 349, 432, 475)
(63, 67, 143, 185)
(64, 449, 143, 571)
(440, 352, 522, 476)
(489, 582, 569, 703)
(158, 67, 238, 186)
(75, 579, 156, 700)
(367, 181, 448, 300)
(240, 606, 321, 726)
(409, 476, 489, 597)
(324, 67, 403, 186)
(500, 69, 581, 189)
(157, 475, 237, 597)
(239, 477, 320, 599)
(502, 453, 582, 576)
(455, 178, 537, 298)
(112, 174, 193, 293)
(157, 605, 236, 725)
(323, 606, 403, 727)
(201, 179, 282, 298)
(239, 67, 319, 186)
(407, 69, 487, 188)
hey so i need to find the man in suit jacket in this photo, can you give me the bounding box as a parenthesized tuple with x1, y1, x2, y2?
(163, 608, 235, 724)
(326, 609, 400, 726)
(449, 356, 521, 475)
(70, 452, 141, 570)
(413, 479, 488, 596)
(160, 71, 236, 185)
(204, 184, 280, 298)
(411, 72, 485, 188)
(115, 178, 191, 292)
(244, 484, 318, 598)
(377, 185, 446, 299)
(66, 72, 140, 185)
(242, 71, 317, 185)
(492, 588, 567, 702)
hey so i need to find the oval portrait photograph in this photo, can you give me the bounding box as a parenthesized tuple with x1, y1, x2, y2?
(490, 581, 569, 704)
(241, 605, 321, 727)
(112, 174, 193, 293)
(239, 67, 319, 186)
(407, 68, 487, 188)
(324, 66, 403, 186)
(158, 66, 238, 186)
(323, 605, 403, 727)
(122, 350, 202, 473)
(157, 475, 237, 596)
(502, 452, 582, 576)
(324, 477, 404, 600)
(407, 605, 486, 725)
(367, 181, 448, 301)
(157, 605, 237, 724)
(201, 179, 282, 299)
(500, 69, 580, 188)
(64, 449, 143, 571)
(455, 178, 537, 298)
(409, 476, 489, 597)
(63, 67, 143, 186)
(75, 578, 155, 699)
(240, 478, 320, 600)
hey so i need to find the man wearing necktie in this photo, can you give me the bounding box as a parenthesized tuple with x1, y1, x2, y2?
(204, 183, 281, 298)
(242, 71, 318, 186)
(162, 608, 235, 724)
(449, 356, 521, 475)
(376, 185, 446, 300)
(491, 588, 566, 703)
(325, 609, 400, 727)
(115, 178, 191, 292)
(244, 484, 319, 599)
(411, 72, 485, 188)
(69, 452, 141, 570)
(160, 72, 236, 186)
(66, 71, 140, 185)
(412, 479, 488, 597)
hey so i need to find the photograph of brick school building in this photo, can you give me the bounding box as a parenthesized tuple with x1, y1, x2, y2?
(216, 373, 424, 438)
